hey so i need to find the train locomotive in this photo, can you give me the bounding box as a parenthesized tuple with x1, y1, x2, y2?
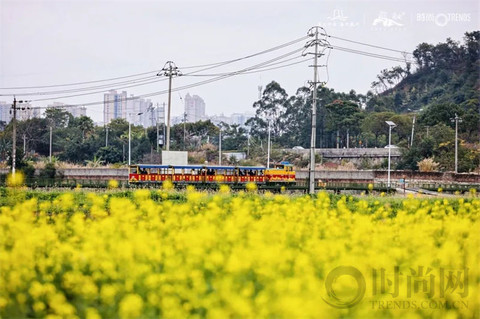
(128, 161, 295, 185)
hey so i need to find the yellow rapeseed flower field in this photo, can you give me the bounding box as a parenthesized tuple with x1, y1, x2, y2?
(0, 186, 478, 318)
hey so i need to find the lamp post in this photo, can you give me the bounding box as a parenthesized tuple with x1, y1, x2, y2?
(451, 113, 462, 173)
(385, 121, 396, 188)
(49, 126, 53, 163)
(267, 120, 271, 168)
(219, 127, 222, 165)
(128, 112, 143, 166)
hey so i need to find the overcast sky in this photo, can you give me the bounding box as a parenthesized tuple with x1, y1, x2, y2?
(1, 0, 478, 123)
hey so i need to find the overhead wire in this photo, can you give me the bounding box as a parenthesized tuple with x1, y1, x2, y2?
(324, 33, 414, 56)
(0, 70, 159, 90)
(0, 75, 164, 97)
(184, 55, 308, 77)
(16, 33, 417, 111)
(1, 35, 309, 92)
(177, 35, 309, 70)
(331, 45, 417, 64)
(31, 47, 306, 109)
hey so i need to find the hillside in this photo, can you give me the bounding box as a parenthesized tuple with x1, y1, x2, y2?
(367, 31, 479, 120)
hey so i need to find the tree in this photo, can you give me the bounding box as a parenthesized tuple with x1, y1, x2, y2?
(251, 81, 290, 137)
(325, 100, 363, 147)
(44, 107, 73, 128)
(69, 116, 94, 141)
(219, 123, 248, 151)
(95, 146, 123, 164)
(419, 103, 462, 128)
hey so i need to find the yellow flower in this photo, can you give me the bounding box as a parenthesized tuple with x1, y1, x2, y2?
(6, 171, 24, 187)
(246, 182, 257, 192)
(108, 179, 119, 189)
(162, 180, 174, 191)
(219, 184, 230, 194)
(119, 294, 143, 319)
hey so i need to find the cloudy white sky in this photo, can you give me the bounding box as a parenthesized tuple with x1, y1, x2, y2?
(1, 0, 478, 123)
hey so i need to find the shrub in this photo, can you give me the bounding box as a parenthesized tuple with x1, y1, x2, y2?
(417, 158, 440, 172)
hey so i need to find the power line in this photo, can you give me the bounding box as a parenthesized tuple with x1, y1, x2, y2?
(1, 35, 309, 91)
(0, 75, 163, 97)
(31, 47, 306, 110)
(184, 55, 308, 77)
(19, 33, 419, 112)
(331, 45, 417, 64)
(30, 47, 305, 103)
(325, 33, 414, 56)
(0, 70, 158, 90)
(177, 35, 309, 70)
(31, 77, 166, 102)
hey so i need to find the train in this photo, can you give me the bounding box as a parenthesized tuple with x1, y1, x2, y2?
(128, 161, 295, 185)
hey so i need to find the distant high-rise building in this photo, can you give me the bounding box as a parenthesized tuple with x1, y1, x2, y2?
(231, 112, 254, 126)
(47, 102, 86, 119)
(0, 101, 42, 124)
(184, 93, 206, 123)
(209, 113, 231, 126)
(104, 90, 127, 124)
(0, 101, 12, 125)
(156, 103, 165, 125)
(126, 95, 153, 126)
(70, 106, 87, 118)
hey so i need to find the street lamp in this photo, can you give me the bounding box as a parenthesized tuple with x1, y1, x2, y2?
(267, 120, 271, 168)
(128, 112, 143, 166)
(385, 120, 396, 188)
(450, 113, 462, 173)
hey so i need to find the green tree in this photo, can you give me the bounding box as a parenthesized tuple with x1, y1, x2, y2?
(45, 107, 73, 128)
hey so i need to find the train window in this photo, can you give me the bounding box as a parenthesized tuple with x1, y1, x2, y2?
(130, 166, 139, 174)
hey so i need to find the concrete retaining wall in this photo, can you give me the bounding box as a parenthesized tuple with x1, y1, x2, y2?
(296, 170, 375, 182)
(2, 167, 479, 185)
(287, 148, 401, 158)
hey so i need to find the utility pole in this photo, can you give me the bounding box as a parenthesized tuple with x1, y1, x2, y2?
(451, 113, 462, 174)
(12, 98, 17, 176)
(303, 26, 330, 194)
(157, 61, 181, 151)
(11, 98, 31, 176)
